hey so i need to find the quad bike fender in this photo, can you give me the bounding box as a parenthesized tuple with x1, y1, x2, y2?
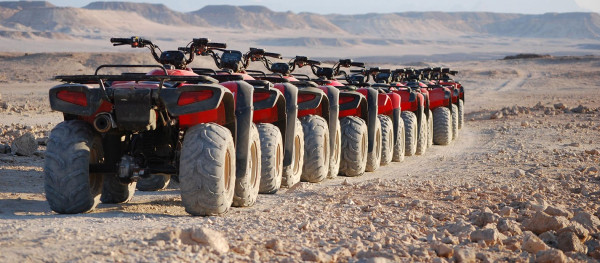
(394, 89, 419, 112)
(322, 86, 340, 155)
(357, 88, 379, 154)
(227, 81, 254, 179)
(161, 84, 235, 133)
(298, 87, 329, 123)
(339, 91, 367, 121)
(459, 85, 465, 103)
(275, 83, 298, 168)
(428, 87, 451, 109)
(49, 84, 105, 116)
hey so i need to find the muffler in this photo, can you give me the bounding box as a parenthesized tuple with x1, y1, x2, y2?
(93, 113, 116, 133)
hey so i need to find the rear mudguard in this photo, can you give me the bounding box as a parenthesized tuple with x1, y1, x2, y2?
(356, 88, 379, 155)
(221, 81, 254, 181)
(385, 92, 402, 146)
(274, 83, 298, 168)
(249, 81, 287, 140)
(297, 87, 330, 124)
(320, 86, 340, 160)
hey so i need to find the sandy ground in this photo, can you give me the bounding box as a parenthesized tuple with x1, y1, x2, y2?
(0, 54, 599, 262)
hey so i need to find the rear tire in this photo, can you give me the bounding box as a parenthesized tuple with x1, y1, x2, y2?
(339, 116, 368, 177)
(402, 111, 418, 156)
(328, 119, 341, 179)
(415, 109, 427, 155)
(433, 107, 452, 145)
(136, 174, 170, 191)
(257, 123, 283, 194)
(451, 104, 459, 140)
(378, 115, 393, 166)
(458, 99, 464, 129)
(100, 174, 136, 204)
(180, 123, 235, 216)
(392, 117, 405, 162)
(233, 123, 261, 207)
(427, 109, 433, 147)
(44, 120, 103, 214)
(300, 115, 330, 183)
(281, 119, 304, 187)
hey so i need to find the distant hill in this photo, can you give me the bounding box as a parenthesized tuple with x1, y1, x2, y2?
(0, 1, 599, 46)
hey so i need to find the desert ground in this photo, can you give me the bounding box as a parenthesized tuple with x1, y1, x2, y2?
(0, 53, 599, 262)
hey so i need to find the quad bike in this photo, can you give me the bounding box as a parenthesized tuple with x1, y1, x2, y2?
(293, 58, 384, 175)
(189, 47, 315, 187)
(247, 54, 340, 181)
(384, 68, 431, 156)
(338, 65, 405, 166)
(45, 37, 261, 216)
(435, 68, 465, 134)
(417, 67, 456, 145)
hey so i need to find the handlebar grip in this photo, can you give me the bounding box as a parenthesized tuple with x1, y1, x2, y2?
(110, 38, 131, 43)
(351, 62, 365, 67)
(208, 42, 227, 49)
(264, 52, 282, 59)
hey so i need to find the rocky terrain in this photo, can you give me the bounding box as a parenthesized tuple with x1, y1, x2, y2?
(0, 53, 599, 262)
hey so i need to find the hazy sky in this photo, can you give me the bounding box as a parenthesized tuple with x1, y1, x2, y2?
(24, 0, 600, 14)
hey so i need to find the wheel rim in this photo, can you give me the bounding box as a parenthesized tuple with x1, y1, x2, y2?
(293, 135, 301, 174)
(276, 142, 282, 177)
(250, 142, 259, 187)
(224, 150, 232, 191)
(333, 130, 340, 164)
(360, 132, 367, 161)
(323, 134, 329, 166)
(376, 129, 381, 159)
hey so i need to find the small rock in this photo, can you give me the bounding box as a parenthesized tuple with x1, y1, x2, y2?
(327, 247, 352, 262)
(453, 248, 476, 263)
(432, 242, 453, 258)
(539, 231, 557, 247)
(556, 231, 586, 253)
(470, 228, 502, 246)
(301, 248, 332, 262)
(557, 222, 589, 242)
(554, 103, 567, 110)
(523, 212, 569, 235)
(544, 206, 572, 219)
(189, 227, 229, 253)
(497, 219, 522, 236)
(473, 209, 499, 227)
(490, 111, 503, 119)
(522, 231, 549, 254)
(571, 105, 589, 113)
(265, 239, 283, 251)
(571, 212, 600, 233)
(568, 142, 580, 147)
(0, 144, 10, 154)
(521, 121, 530, 127)
(585, 149, 600, 155)
(11, 132, 37, 156)
(514, 169, 526, 177)
(535, 248, 568, 263)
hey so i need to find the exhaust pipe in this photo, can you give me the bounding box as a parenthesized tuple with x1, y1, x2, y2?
(93, 113, 115, 133)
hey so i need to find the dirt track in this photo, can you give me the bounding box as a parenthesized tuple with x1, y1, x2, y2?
(1, 54, 599, 262)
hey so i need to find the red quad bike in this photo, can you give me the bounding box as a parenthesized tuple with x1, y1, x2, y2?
(248, 54, 341, 181)
(190, 47, 319, 187)
(344, 67, 405, 164)
(417, 67, 456, 145)
(299, 58, 384, 175)
(388, 68, 431, 156)
(45, 37, 259, 216)
(435, 68, 465, 134)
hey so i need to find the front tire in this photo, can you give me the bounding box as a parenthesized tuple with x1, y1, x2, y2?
(136, 174, 170, 192)
(281, 119, 304, 187)
(339, 116, 368, 177)
(44, 120, 103, 214)
(233, 123, 261, 207)
(179, 123, 236, 216)
(458, 99, 464, 129)
(328, 119, 341, 179)
(433, 107, 452, 145)
(451, 104, 459, 140)
(415, 109, 427, 155)
(402, 111, 418, 156)
(257, 123, 283, 194)
(366, 116, 382, 172)
(392, 117, 405, 162)
(300, 115, 330, 183)
(378, 115, 393, 166)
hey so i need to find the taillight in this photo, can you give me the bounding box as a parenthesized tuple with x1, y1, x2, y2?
(57, 90, 87, 106)
(339, 95, 354, 104)
(298, 93, 316, 104)
(253, 91, 271, 103)
(178, 91, 214, 106)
